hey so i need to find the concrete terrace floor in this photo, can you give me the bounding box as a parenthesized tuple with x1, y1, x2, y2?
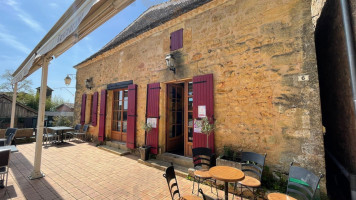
(0, 142, 243, 200)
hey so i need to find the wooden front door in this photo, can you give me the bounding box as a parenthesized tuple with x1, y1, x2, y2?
(112, 88, 128, 142)
(166, 81, 194, 157)
(166, 83, 184, 153)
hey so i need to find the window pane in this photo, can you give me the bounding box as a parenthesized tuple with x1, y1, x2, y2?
(119, 91, 123, 100)
(123, 111, 127, 121)
(177, 111, 182, 124)
(124, 90, 128, 101)
(177, 87, 183, 99)
(117, 121, 121, 132)
(169, 126, 175, 138)
(176, 125, 182, 136)
(170, 100, 176, 111)
(188, 128, 193, 142)
(124, 100, 128, 111)
(188, 112, 193, 127)
(118, 111, 121, 121)
(119, 100, 122, 110)
(123, 121, 127, 133)
(177, 99, 183, 111)
(171, 112, 176, 124)
(188, 82, 193, 96)
(188, 98, 193, 110)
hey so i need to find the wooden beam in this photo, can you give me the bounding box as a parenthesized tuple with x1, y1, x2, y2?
(10, 83, 17, 128)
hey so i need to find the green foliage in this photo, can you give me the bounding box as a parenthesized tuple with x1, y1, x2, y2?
(261, 165, 288, 192)
(17, 92, 65, 111)
(222, 145, 234, 159)
(52, 116, 72, 127)
(196, 117, 215, 135)
(142, 122, 152, 133)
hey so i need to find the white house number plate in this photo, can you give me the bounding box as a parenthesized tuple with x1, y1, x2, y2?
(298, 75, 309, 81)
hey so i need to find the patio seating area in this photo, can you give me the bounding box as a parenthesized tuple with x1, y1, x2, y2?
(0, 142, 240, 200)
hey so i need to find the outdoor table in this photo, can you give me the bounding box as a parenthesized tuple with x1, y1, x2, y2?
(0, 145, 18, 153)
(209, 166, 245, 200)
(267, 193, 297, 200)
(179, 195, 202, 200)
(47, 126, 74, 144)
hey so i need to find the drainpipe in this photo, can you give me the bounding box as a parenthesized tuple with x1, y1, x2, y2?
(340, 0, 356, 199)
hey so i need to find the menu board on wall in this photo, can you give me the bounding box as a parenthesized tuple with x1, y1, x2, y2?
(193, 119, 202, 133)
(198, 105, 206, 118)
(147, 118, 157, 128)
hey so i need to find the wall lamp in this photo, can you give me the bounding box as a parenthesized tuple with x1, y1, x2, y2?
(165, 54, 176, 73)
(64, 74, 76, 86)
(85, 77, 94, 90)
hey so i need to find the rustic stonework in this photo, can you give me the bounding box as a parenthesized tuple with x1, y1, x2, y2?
(311, 0, 327, 27)
(75, 0, 326, 193)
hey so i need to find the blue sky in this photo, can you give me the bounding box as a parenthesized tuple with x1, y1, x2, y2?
(0, 0, 168, 103)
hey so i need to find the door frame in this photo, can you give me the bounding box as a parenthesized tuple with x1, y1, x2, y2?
(111, 88, 128, 142)
(165, 79, 193, 157)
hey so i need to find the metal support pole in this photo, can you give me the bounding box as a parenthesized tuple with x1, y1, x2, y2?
(29, 57, 50, 180)
(10, 83, 17, 128)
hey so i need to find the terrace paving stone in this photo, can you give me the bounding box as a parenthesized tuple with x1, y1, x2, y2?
(0, 142, 245, 200)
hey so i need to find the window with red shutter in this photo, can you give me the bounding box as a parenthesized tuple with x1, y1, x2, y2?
(170, 29, 183, 51)
(146, 83, 160, 154)
(80, 94, 87, 125)
(192, 74, 214, 152)
(98, 90, 107, 142)
(91, 92, 98, 126)
(126, 84, 137, 149)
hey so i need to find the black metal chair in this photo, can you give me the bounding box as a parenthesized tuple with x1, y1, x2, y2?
(286, 163, 323, 200)
(163, 165, 181, 200)
(0, 149, 11, 190)
(72, 124, 88, 142)
(67, 124, 81, 141)
(199, 189, 217, 200)
(192, 147, 217, 196)
(234, 152, 266, 199)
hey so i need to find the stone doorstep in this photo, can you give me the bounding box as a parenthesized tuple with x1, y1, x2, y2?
(97, 145, 130, 156)
(156, 152, 194, 168)
(137, 158, 192, 178)
(106, 140, 129, 151)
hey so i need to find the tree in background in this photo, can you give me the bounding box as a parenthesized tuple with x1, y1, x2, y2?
(52, 116, 72, 127)
(0, 70, 33, 93)
(18, 93, 65, 111)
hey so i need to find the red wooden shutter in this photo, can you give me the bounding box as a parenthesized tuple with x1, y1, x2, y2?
(170, 29, 183, 51)
(193, 74, 214, 152)
(98, 89, 107, 142)
(91, 92, 98, 126)
(127, 84, 137, 149)
(80, 94, 87, 125)
(146, 83, 160, 154)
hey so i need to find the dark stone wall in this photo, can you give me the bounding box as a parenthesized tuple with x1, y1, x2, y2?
(315, 0, 356, 198)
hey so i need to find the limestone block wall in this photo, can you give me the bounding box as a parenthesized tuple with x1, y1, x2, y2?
(75, 0, 325, 189)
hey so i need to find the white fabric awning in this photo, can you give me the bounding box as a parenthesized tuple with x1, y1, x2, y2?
(11, 0, 98, 84)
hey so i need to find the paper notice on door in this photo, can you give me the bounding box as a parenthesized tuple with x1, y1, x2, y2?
(194, 119, 202, 133)
(198, 105, 206, 118)
(147, 118, 157, 128)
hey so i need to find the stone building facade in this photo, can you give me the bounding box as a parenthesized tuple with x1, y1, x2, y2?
(74, 0, 326, 192)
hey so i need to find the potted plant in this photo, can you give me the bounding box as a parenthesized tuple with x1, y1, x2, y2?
(139, 122, 152, 161)
(216, 145, 242, 169)
(195, 117, 215, 148)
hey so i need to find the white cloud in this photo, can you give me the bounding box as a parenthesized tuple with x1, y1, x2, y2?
(5, 0, 45, 32)
(49, 3, 58, 8)
(0, 25, 31, 54)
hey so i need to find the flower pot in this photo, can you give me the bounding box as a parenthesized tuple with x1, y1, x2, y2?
(139, 146, 151, 161)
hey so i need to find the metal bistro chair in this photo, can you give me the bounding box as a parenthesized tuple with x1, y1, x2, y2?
(267, 163, 323, 200)
(163, 164, 203, 200)
(72, 124, 88, 142)
(0, 129, 17, 147)
(234, 152, 266, 199)
(199, 189, 217, 200)
(43, 128, 58, 146)
(286, 163, 323, 200)
(1, 128, 18, 146)
(67, 124, 81, 142)
(0, 149, 11, 189)
(192, 147, 217, 196)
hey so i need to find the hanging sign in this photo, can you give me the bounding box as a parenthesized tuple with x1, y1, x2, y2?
(147, 118, 157, 128)
(198, 105, 206, 118)
(194, 119, 202, 133)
